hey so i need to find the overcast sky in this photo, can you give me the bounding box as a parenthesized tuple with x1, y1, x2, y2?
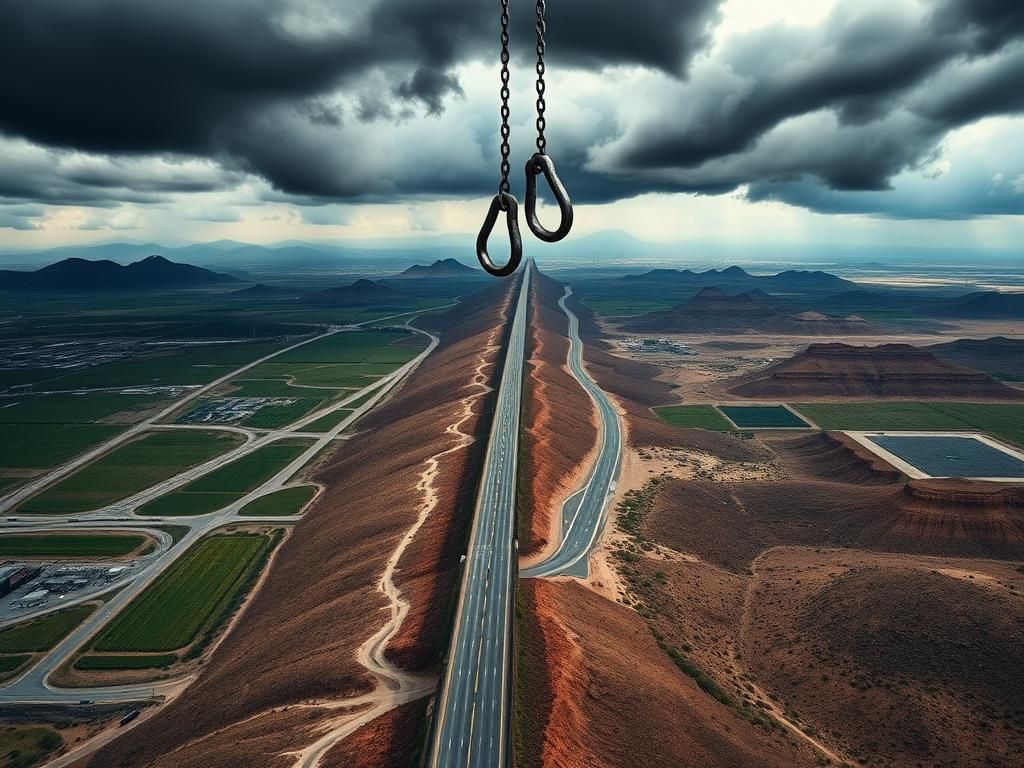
(1, 0, 1022, 255)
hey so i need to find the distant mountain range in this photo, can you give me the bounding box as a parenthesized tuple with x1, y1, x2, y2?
(392, 258, 479, 278)
(621, 266, 858, 293)
(927, 337, 1024, 381)
(622, 287, 882, 335)
(0, 255, 238, 292)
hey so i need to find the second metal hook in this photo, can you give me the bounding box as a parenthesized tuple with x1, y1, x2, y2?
(524, 153, 573, 243)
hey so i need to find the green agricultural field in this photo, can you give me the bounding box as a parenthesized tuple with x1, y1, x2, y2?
(303, 408, 354, 433)
(136, 439, 314, 516)
(239, 485, 318, 516)
(92, 533, 271, 652)
(0, 605, 95, 653)
(791, 402, 1024, 448)
(0, 654, 31, 674)
(0, 725, 63, 767)
(40, 341, 288, 390)
(18, 430, 244, 515)
(653, 405, 734, 431)
(1, 424, 125, 469)
(239, 398, 322, 429)
(74, 653, 177, 670)
(273, 330, 425, 365)
(0, 392, 166, 425)
(0, 533, 147, 558)
(0, 391, 171, 471)
(718, 405, 810, 429)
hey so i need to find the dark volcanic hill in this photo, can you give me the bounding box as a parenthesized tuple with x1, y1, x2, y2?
(728, 342, 1024, 399)
(934, 291, 1024, 319)
(622, 287, 880, 335)
(0, 255, 238, 292)
(306, 278, 410, 305)
(228, 283, 299, 298)
(621, 266, 856, 293)
(393, 258, 479, 278)
(927, 337, 1024, 381)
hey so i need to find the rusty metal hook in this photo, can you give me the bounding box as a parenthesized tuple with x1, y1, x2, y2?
(476, 191, 523, 277)
(524, 152, 573, 243)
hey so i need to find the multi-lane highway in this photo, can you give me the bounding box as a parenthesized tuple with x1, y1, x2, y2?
(428, 262, 530, 768)
(521, 285, 622, 578)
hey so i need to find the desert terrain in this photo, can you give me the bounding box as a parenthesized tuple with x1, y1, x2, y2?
(516, 273, 1024, 768)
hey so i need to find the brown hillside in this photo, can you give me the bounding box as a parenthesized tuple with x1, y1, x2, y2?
(623, 287, 882, 335)
(83, 279, 517, 767)
(927, 336, 1024, 381)
(649, 475, 1024, 572)
(727, 342, 1024, 399)
(520, 579, 819, 768)
(743, 550, 1024, 768)
(771, 431, 904, 485)
(519, 270, 598, 557)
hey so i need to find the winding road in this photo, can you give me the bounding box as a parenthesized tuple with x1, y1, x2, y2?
(521, 285, 623, 579)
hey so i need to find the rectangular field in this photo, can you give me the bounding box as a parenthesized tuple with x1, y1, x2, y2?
(74, 653, 178, 670)
(864, 434, 1024, 479)
(238, 485, 318, 516)
(792, 402, 1024, 448)
(718, 405, 810, 429)
(92, 533, 271, 652)
(653, 405, 733, 431)
(17, 429, 245, 515)
(0, 533, 147, 557)
(0, 605, 95, 653)
(272, 329, 425, 365)
(136, 439, 314, 516)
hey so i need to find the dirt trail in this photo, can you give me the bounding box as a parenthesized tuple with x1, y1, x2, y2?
(731, 547, 848, 766)
(287, 302, 508, 768)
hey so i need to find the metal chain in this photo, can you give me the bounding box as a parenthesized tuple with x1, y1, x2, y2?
(534, 0, 547, 154)
(498, 0, 512, 195)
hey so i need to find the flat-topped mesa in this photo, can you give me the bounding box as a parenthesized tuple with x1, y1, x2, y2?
(728, 342, 1024, 399)
(902, 478, 1024, 509)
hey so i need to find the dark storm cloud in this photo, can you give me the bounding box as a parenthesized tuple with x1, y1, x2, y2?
(594, 0, 1024, 210)
(0, 0, 1022, 218)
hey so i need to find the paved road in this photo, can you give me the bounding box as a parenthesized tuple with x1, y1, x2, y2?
(428, 263, 530, 768)
(521, 285, 622, 579)
(0, 320, 442, 706)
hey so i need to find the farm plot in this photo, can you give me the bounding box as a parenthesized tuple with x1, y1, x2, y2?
(92, 533, 271, 653)
(0, 605, 96, 653)
(653, 405, 733, 431)
(303, 408, 355, 433)
(136, 439, 314, 516)
(0, 391, 169, 470)
(74, 653, 178, 670)
(792, 402, 1024, 448)
(238, 486, 318, 516)
(17, 430, 244, 515)
(0, 533, 148, 558)
(39, 341, 288, 389)
(718, 405, 810, 429)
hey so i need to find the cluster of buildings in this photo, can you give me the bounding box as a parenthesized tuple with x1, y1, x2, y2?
(621, 337, 697, 356)
(2, 563, 131, 611)
(180, 396, 296, 424)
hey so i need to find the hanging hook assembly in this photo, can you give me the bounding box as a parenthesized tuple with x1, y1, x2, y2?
(525, 152, 573, 242)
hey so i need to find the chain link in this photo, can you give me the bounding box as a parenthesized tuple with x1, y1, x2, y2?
(497, 0, 512, 196)
(534, 0, 547, 154)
